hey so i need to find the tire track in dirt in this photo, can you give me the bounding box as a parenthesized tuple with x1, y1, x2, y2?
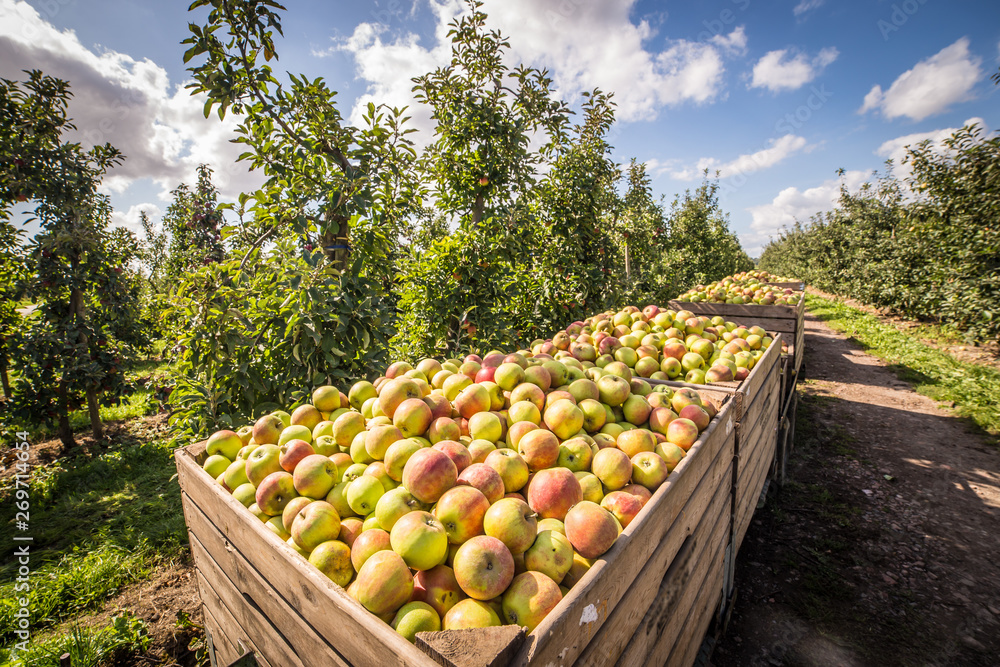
(712, 312, 1000, 667)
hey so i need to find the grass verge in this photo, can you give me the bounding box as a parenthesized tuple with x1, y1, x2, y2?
(0, 434, 187, 646)
(806, 293, 1000, 438)
(0, 614, 151, 667)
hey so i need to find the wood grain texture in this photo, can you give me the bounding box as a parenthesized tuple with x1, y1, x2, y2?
(197, 570, 277, 667)
(593, 461, 731, 667)
(620, 503, 730, 667)
(186, 505, 351, 667)
(175, 446, 440, 667)
(513, 402, 736, 667)
(415, 627, 525, 667)
(734, 402, 781, 551)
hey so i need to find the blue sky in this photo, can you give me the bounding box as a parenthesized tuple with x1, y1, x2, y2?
(2, 0, 998, 255)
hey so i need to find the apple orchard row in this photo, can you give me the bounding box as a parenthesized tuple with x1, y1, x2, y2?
(196, 300, 786, 641)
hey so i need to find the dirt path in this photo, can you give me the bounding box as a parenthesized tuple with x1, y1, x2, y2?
(712, 312, 1000, 666)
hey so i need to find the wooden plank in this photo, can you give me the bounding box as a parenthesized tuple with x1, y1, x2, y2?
(667, 301, 801, 320)
(201, 586, 240, 665)
(574, 444, 733, 666)
(175, 446, 440, 667)
(198, 570, 275, 667)
(513, 402, 736, 667)
(186, 505, 351, 667)
(734, 404, 781, 551)
(594, 461, 731, 667)
(734, 333, 781, 405)
(664, 548, 727, 667)
(765, 281, 805, 291)
(735, 358, 780, 444)
(624, 508, 729, 667)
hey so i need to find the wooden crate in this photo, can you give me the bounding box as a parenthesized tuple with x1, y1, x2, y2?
(765, 281, 805, 291)
(668, 298, 805, 403)
(176, 400, 738, 667)
(731, 341, 783, 553)
(773, 389, 799, 488)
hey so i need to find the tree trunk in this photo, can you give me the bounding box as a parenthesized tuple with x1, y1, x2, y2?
(0, 354, 10, 399)
(625, 241, 632, 282)
(472, 192, 484, 227)
(320, 223, 351, 274)
(70, 286, 103, 441)
(57, 379, 75, 449)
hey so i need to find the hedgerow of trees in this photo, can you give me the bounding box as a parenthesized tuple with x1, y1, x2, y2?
(759, 123, 1000, 344)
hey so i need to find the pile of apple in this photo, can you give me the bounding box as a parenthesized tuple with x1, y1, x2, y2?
(674, 271, 803, 305)
(532, 305, 773, 386)
(200, 355, 721, 642)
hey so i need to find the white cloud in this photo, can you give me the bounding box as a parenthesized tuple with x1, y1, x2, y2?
(330, 0, 741, 125)
(793, 0, 825, 17)
(750, 47, 838, 92)
(710, 26, 747, 57)
(0, 0, 263, 204)
(741, 169, 870, 254)
(671, 134, 809, 181)
(112, 202, 162, 237)
(875, 116, 987, 181)
(859, 38, 982, 121)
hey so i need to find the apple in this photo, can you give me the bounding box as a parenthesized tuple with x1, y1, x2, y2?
(391, 601, 440, 643)
(442, 598, 501, 629)
(524, 529, 574, 584)
(291, 500, 341, 552)
(222, 458, 250, 490)
(542, 399, 584, 440)
(243, 444, 280, 486)
(278, 424, 312, 447)
(667, 418, 700, 450)
(331, 411, 366, 451)
(527, 468, 582, 521)
(510, 382, 545, 412)
(390, 510, 449, 571)
(601, 490, 644, 528)
(427, 417, 461, 444)
(591, 447, 632, 491)
(484, 449, 530, 493)
(468, 411, 503, 443)
(231, 482, 257, 508)
(413, 564, 466, 618)
(678, 404, 710, 431)
(564, 500, 619, 559)
(351, 550, 413, 616)
(207, 430, 243, 460)
(506, 421, 539, 450)
(202, 454, 231, 479)
(508, 400, 542, 425)
(402, 447, 458, 504)
(379, 377, 422, 419)
(308, 539, 353, 587)
(384, 438, 424, 482)
(483, 497, 537, 555)
(351, 528, 392, 572)
(670, 387, 703, 413)
(467, 439, 497, 465)
(456, 463, 505, 504)
(346, 475, 385, 516)
(453, 535, 515, 600)
(278, 439, 314, 472)
(435, 486, 490, 544)
(393, 398, 433, 438)
(442, 373, 473, 401)
(648, 407, 678, 436)
(617, 429, 656, 457)
(556, 437, 593, 472)
(597, 375, 630, 407)
(501, 571, 562, 632)
(338, 517, 364, 548)
(290, 404, 323, 432)
(279, 496, 313, 533)
(293, 454, 339, 499)
(655, 441, 686, 471)
(517, 429, 559, 472)
(252, 415, 284, 446)
(374, 486, 425, 531)
(365, 424, 403, 461)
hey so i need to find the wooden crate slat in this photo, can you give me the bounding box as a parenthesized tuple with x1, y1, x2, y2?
(175, 447, 440, 667)
(185, 501, 352, 667)
(626, 514, 729, 667)
(513, 402, 736, 667)
(574, 444, 733, 665)
(663, 546, 727, 667)
(668, 300, 803, 320)
(197, 570, 279, 667)
(589, 461, 731, 667)
(734, 404, 781, 551)
(201, 585, 242, 665)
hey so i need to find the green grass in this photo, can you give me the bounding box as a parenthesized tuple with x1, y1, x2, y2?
(0, 435, 187, 646)
(0, 614, 151, 667)
(22, 390, 159, 443)
(807, 293, 1000, 439)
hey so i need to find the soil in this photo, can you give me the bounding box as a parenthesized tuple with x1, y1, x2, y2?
(712, 311, 1000, 666)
